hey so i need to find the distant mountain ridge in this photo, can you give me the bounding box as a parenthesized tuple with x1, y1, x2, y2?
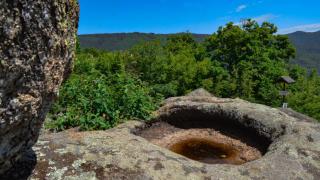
(79, 31, 320, 72)
(287, 31, 320, 72)
(79, 32, 208, 51)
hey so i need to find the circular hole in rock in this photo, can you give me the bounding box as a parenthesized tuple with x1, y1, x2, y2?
(135, 108, 272, 165)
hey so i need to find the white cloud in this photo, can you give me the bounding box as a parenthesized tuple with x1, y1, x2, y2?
(278, 23, 320, 34)
(236, 4, 247, 12)
(252, 14, 278, 23)
(233, 14, 278, 26)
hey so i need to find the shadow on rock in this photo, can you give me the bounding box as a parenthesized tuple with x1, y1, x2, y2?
(0, 149, 37, 180)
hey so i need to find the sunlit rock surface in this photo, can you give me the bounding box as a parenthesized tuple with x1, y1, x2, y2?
(0, 0, 79, 174)
(4, 89, 320, 179)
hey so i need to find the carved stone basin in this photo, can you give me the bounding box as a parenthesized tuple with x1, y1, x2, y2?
(135, 95, 271, 165)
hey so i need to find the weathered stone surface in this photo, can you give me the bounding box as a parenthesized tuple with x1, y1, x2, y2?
(187, 88, 213, 97)
(4, 90, 320, 179)
(0, 0, 79, 173)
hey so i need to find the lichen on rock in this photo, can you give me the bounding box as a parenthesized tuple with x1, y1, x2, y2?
(0, 0, 79, 174)
(4, 89, 320, 179)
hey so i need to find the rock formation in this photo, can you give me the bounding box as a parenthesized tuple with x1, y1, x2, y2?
(0, 0, 79, 173)
(4, 89, 320, 179)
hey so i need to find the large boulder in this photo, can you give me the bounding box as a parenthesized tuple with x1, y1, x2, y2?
(0, 0, 79, 173)
(4, 90, 320, 179)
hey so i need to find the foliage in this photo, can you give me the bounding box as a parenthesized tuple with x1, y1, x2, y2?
(46, 49, 161, 131)
(126, 39, 213, 97)
(79, 31, 320, 74)
(48, 20, 320, 131)
(288, 68, 320, 120)
(205, 20, 295, 105)
(288, 31, 320, 74)
(79, 32, 208, 51)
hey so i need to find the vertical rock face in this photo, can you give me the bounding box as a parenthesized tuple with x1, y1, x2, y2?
(0, 0, 79, 173)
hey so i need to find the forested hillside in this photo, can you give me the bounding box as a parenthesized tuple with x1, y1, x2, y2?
(47, 21, 320, 131)
(287, 31, 320, 72)
(79, 33, 208, 51)
(79, 31, 320, 72)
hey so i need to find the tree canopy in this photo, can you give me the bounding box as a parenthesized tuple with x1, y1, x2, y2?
(47, 20, 320, 131)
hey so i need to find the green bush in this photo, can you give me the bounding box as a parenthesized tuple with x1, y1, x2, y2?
(46, 50, 161, 131)
(126, 40, 213, 97)
(288, 69, 320, 120)
(47, 20, 320, 131)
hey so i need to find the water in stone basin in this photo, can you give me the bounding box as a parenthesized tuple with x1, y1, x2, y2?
(169, 138, 241, 165)
(136, 121, 264, 165)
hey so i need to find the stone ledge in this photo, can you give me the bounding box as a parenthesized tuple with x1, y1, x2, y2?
(3, 90, 320, 179)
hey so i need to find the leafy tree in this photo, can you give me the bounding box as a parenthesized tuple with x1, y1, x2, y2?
(205, 20, 295, 105)
(288, 68, 320, 120)
(48, 21, 320, 132)
(166, 33, 197, 53)
(166, 33, 208, 61)
(127, 39, 212, 97)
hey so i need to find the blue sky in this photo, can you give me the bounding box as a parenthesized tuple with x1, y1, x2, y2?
(78, 0, 320, 34)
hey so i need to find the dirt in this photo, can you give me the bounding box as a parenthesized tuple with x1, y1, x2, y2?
(137, 121, 262, 165)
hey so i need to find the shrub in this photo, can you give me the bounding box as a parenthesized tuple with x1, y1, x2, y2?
(46, 50, 161, 131)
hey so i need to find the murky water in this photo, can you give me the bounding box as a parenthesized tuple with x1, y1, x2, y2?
(169, 138, 243, 165)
